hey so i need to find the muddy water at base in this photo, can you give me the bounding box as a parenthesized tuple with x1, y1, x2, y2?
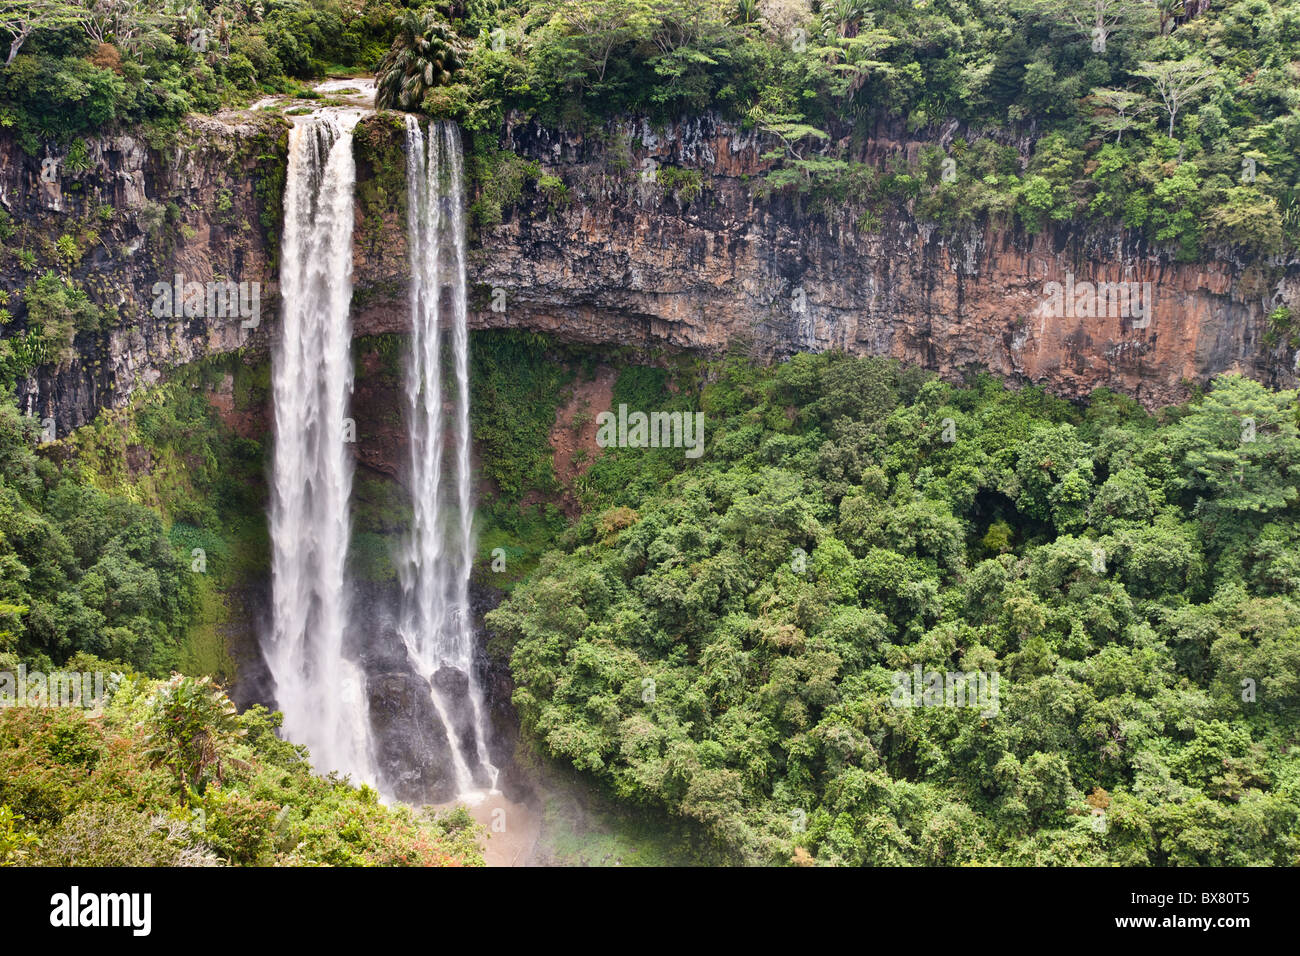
(447, 792, 541, 867)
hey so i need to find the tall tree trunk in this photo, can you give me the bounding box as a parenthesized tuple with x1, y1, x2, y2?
(7, 30, 28, 66)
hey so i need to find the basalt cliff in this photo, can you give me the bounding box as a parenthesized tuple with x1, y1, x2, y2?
(3, 109, 1298, 437)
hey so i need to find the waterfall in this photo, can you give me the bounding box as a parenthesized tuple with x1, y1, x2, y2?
(261, 106, 494, 802)
(399, 116, 497, 797)
(265, 113, 374, 783)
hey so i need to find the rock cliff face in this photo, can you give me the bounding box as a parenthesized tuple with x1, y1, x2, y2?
(4, 109, 1298, 434)
(0, 114, 287, 435)
(456, 113, 1300, 409)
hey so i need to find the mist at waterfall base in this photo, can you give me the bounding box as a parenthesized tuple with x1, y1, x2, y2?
(264, 111, 497, 805)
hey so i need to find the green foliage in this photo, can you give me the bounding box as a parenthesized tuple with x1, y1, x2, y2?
(1265, 306, 1298, 350)
(12, 271, 105, 369)
(353, 113, 409, 251)
(535, 172, 570, 207)
(0, 395, 191, 674)
(376, 9, 466, 112)
(469, 328, 572, 501)
(143, 673, 244, 799)
(0, 680, 485, 866)
(490, 355, 1300, 865)
(0, 0, 397, 149)
(0, 804, 39, 865)
(655, 165, 702, 202)
(469, 145, 540, 229)
(0, 354, 267, 678)
(576, 359, 701, 508)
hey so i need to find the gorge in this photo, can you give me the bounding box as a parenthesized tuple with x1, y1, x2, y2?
(3, 0, 1300, 869)
(5, 96, 1300, 823)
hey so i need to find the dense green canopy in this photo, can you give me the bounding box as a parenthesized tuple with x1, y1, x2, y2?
(489, 355, 1300, 864)
(3, 1, 1300, 255)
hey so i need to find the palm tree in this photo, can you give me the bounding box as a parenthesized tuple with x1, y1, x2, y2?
(824, 0, 866, 39)
(143, 674, 245, 801)
(732, 0, 760, 25)
(1157, 0, 1184, 34)
(376, 9, 466, 112)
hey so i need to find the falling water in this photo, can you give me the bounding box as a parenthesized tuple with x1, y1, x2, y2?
(400, 116, 498, 797)
(265, 113, 374, 783)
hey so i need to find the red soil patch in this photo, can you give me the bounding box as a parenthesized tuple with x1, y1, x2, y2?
(546, 364, 616, 519)
(206, 372, 268, 441)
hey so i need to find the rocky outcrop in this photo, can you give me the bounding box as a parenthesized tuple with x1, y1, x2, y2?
(4, 108, 1298, 434)
(431, 665, 494, 791)
(0, 114, 288, 435)
(349, 578, 458, 804)
(455, 113, 1300, 409)
(368, 669, 459, 804)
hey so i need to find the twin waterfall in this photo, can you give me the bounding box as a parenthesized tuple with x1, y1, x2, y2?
(265, 111, 494, 800)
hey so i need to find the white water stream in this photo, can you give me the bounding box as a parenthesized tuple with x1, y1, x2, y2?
(264, 88, 496, 804)
(265, 108, 375, 783)
(400, 117, 498, 799)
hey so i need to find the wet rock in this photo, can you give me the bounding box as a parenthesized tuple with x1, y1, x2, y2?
(367, 671, 456, 804)
(432, 665, 492, 790)
(432, 664, 469, 697)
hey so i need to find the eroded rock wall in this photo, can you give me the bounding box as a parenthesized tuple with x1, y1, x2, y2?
(458, 113, 1299, 409)
(0, 114, 287, 435)
(4, 109, 1297, 433)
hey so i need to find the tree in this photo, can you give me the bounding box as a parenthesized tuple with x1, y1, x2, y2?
(1161, 375, 1300, 521)
(80, 0, 162, 55)
(539, 0, 652, 88)
(1087, 87, 1153, 144)
(732, 0, 760, 26)
(82, 0, 134, 45)
(376, 9, 466, 111)
(1203, 186, 1285, 255)
(748, 107, 831, 162)
(143, 674, 245, 800)
(820, 0, 868, 39)
(1147, 159, 1203, 254)
(1156, 0, 1183, 34)
(0, 0, 87, 65)
(1136, 57, 1217, 137)
(1035, 0, 1146, 54)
